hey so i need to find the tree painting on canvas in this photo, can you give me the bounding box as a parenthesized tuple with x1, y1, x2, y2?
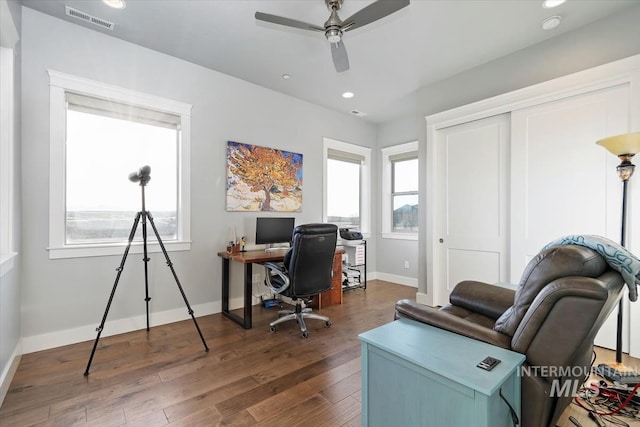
(226, 141, 303, 212)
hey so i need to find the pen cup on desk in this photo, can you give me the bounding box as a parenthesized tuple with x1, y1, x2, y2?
(227, 243, 241, 254)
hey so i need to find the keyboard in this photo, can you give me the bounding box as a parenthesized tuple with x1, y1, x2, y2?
(265, 247, 288, 254)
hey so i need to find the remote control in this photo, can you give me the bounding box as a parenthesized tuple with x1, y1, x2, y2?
(477, 356, 501, 371)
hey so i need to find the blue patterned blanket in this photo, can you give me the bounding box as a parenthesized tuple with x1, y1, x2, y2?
(543, 235, 640, 301)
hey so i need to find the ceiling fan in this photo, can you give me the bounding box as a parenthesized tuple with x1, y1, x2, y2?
(255, 0, 410, 73)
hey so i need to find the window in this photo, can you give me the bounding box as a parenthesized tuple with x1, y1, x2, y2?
(392, 157, 418, 231)
(1, 47, 16, 276)
(48, 71, 192, 259)
(382, 141, 418, 239)
(323, 138, 371, 235)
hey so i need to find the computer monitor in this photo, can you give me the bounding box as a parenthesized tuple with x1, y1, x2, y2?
(255, 217, 295, 248)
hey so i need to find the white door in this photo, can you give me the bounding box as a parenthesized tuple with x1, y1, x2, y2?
(510, 84, 630, 351)
(434, 114, 510, 307)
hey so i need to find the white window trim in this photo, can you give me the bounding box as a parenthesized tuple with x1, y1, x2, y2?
(322, 137, 372, 237)
(381, 141, 418, 240)
(48, 70, 192, 259)
(1, 46, 17, 276)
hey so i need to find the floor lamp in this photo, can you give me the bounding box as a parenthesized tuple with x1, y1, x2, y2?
(596, 131, 640, 370)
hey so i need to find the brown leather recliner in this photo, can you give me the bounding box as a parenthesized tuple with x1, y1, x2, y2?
(395, 245, 625, 427)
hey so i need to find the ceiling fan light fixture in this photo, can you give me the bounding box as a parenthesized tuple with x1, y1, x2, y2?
(255, 0, 410, 73)
(325, 28, 343, 43)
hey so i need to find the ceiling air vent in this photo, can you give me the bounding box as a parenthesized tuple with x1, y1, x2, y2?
(351, 110, 367, 117)
(65, 6, 115, 30)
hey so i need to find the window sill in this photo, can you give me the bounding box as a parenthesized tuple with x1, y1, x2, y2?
(381, 232, 418, 241)
(1, 252, 18, 277)
(48, 240, 191, 259)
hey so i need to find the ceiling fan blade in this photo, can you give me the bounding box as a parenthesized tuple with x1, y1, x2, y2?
(255, 11, 325, 32)
(342, 0, 410, 32)
(331, 41, 350, 73)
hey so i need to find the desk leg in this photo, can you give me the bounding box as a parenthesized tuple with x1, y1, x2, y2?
(244, 263, 253, 329)
(220, 257, 253, 329)
(221, 257, 230, 313)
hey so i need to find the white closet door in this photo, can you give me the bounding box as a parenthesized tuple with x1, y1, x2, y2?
(434, 114, 509, 307)
(510, 84, 630, 351)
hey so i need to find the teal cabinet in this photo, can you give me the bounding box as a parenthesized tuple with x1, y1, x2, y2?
(359, 319, 525, 427)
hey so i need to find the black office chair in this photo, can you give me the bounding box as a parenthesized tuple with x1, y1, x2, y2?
(262, 223, 338, 338)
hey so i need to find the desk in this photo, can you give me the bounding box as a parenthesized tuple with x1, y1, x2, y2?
(217, 249, 343, 329)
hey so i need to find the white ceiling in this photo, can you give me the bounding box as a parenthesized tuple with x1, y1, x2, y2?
(20, 0, 640, 123)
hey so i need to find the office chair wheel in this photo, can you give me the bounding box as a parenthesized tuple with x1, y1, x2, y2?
(301, 331, 309, 338)
(269, 326, 276, 333)
(325, 320, 331, 328)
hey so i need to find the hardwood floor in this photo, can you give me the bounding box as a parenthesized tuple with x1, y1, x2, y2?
(0, 280, 638, 426)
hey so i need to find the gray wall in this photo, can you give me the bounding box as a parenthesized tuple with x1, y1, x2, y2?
(0, 0, 22, 400)
(19, 8, 376, 342)
(375, 115, 421, 282)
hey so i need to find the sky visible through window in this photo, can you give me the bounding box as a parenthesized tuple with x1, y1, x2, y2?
(66, 110, 177, 212)
(394, 158, 418, 193)
(327, 158, 360, 222)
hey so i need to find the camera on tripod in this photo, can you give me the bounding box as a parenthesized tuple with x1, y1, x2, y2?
(128, 165, 151, 185)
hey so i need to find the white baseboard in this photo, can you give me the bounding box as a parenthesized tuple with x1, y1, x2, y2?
(374, 272, 418, 288)
(0, 341, 22, 406)
(22, 300, 229, 354)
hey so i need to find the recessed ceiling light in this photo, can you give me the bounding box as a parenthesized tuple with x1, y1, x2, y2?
(542, 0, 566, 8)
(541, 15, 561, 30)
(342, 91, 355, 99)
(282, 74, 291, 80)
(102, 0, 126, 9)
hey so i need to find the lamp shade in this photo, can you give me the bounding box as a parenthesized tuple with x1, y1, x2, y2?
(596, 132, 640, 156)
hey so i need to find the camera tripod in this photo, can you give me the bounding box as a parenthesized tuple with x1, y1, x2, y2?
(84, 166, 208, 376)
